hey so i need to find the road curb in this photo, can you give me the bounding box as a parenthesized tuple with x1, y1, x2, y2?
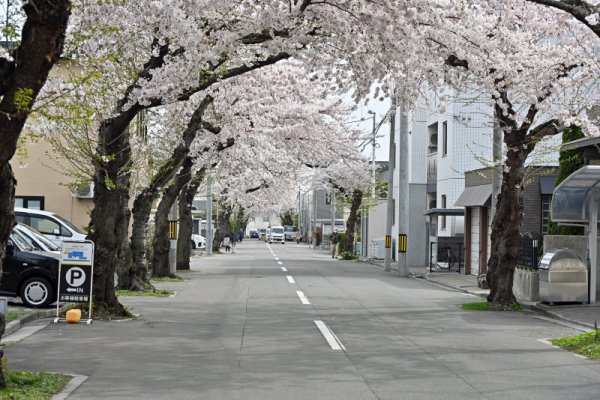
(5, 306, 69, 337)
(51, 373, 88, 400)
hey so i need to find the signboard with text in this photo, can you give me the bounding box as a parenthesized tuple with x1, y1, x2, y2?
(58, 241, 94, 303)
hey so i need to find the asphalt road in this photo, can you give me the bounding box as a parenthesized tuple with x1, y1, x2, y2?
(6, 240, 600, 399)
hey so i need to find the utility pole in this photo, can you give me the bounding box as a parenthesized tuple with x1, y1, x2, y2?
(384, 99, 396, 272)
(370, 112, 377, 198)
(206, 172, 213, 256)
(398, 102, 409, 277)
(331, 190, 336, 252)
(168, 201, 178, 275)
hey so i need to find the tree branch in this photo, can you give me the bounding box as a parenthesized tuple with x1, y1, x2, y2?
(526, 0, 600, 38)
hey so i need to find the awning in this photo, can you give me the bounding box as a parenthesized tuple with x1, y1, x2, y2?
(423, 208, 465, 216)
(454, 184, 491, 207)
(539, 175, 557, 195)
(551, 166, 600, 223)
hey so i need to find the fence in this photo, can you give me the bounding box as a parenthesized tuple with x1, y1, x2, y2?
(517, 232, 542, 269)
(429, 240, 463, 273)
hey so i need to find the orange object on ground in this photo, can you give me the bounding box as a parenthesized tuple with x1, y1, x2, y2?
(66, 309, 81, 323)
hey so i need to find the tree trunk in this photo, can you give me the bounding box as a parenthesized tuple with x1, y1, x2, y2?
(125, 96, 213, 288)
(121, 189, 155, 290)
(344, 189, 363, 253)
(487, 130, 532, 305)
(177, 170, 204, 270)
(176, 185, 193, 271)
(151, 157, 194, 277)
(0, 2, 70, 386)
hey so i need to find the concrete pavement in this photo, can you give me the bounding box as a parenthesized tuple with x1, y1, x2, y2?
(361, 253, 600, 331)
(4, 240, 600, 399)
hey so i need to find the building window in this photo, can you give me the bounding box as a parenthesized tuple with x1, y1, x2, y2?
(441, 195, 447, 230)
(15, 196, 44, 210)
(541, 195, 552, 234)
(442, 121, 448, 157)
(325, 193, 331, 205)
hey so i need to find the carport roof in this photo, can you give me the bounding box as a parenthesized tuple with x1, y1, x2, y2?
(551, 166, 600, 223)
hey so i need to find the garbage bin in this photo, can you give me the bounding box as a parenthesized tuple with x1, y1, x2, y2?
(539, 248, 588, 303)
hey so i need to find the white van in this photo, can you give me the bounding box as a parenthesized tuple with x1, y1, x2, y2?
(14, 207, 87, 246)
(269, 226, 285, 244)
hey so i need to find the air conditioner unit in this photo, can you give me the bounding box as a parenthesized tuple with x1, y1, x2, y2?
(74, 183, 94, 199)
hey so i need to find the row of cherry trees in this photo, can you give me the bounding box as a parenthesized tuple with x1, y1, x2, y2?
(1, 0, 599, 323)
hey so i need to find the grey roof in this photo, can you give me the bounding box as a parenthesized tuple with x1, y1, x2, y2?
(454, 184, 492, 207)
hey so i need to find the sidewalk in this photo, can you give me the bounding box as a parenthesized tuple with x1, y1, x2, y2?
(361, 256, 600, 331)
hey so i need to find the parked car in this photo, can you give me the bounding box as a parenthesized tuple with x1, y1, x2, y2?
(265, 228, 271, 242)
(14, 223, 60, 254)
(1, 228, 59, 307)
(259, 228, 267, 240)
(269, 226, 285, 244)
(191, 234, 206, 249)
(249, 230, 259, 239)
(14, 207, 87, 246)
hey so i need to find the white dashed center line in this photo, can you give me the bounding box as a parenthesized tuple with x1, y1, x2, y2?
(277, 261, 283, 265)
(296, 291, 311, 305)
(281, 266, 288, 272)
(287, 275, 296, 284)
(314, 320, 346, 351)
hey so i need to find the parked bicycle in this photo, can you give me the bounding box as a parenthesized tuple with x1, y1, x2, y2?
(435, 246, 458, 271)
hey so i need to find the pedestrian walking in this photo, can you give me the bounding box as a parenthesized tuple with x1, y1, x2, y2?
(329, 229, 339, 259)
(223, 235, 231, 253)
(230, 232, 238, 253)
(239, 228, 244, 242)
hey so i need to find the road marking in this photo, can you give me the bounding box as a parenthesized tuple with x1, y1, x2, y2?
(274, 257, 279, 260)
(277, 261, 283, 265)
(296, 290, 311, 305)
(287, 275, 295, 284)
(281, 267, 288, 272)
(314, 320, 346, 351)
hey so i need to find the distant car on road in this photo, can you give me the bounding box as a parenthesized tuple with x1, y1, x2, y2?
(259, 229, 267, 240)
(269, 226, 285, 244)
(191, 234, 206, 249)
(249, 230, 259, 239)
(284, 225, 297, 241)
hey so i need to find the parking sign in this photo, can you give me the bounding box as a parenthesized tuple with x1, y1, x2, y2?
(56, 240, 95, 324)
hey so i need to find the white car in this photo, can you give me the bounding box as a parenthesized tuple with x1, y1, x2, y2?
(14, 207, 87, 246)
(14, 223, 60, 254)
(269, 226, 285, 244)
(191, 234, 206, 249)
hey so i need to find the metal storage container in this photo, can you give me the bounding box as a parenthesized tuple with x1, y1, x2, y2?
(539, 248, 588, 303)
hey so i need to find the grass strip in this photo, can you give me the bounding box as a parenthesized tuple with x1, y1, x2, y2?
(462, 301, 523, 311)
(116, 288, 172, 297)
(6, 310, 27, 323)
(0, 370, 71, 399)
(151, 276, 186, 282)
(552, 331, 600, 359)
